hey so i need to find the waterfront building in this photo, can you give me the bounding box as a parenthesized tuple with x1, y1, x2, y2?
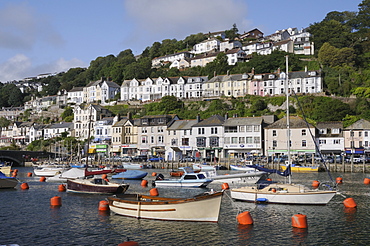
(264, 116, 317, 157)
(137, 114, 179, 158)
(316, 121, 344, 155)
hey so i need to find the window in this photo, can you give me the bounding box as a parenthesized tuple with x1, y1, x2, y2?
(273, 140, 277, 147)
(231, 137, 238, 144)
(239, 137, 245, 144)
(350, 131, 354, 137)
(210, 137, 219, 147)
(359, 132, 362, 137)
(211, 127, 218, 134)
(272, 130, 277, 137)
(302, 129, 306, 136)
(246, 137, 253, 143)
(151, 136, 154, 143)
(198, 128, 205, 135)
(182, 138, 189, 146)
(239, 126, 245, 132)
(158, 135, 164, 143)
(196, 137, 206, 147)
(254, 137, 260, 144)
(141, 136, 147, 144)
(319, 140, 326, 144)
(225, 126, 237, 133)
(301, 140, 307, 147)
(224, 137, 230, 144)
(334, 139, 340, 144)
(253, 125, 260, 132)
(246, 126, 252, 132)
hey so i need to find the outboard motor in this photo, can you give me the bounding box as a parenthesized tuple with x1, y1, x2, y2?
(155, 173, 164, 180)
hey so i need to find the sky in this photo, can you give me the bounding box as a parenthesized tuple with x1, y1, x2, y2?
(0, 0, 362, 82)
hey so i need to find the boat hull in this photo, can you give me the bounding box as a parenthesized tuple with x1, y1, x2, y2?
(0, 178, 18, 189)
(112, 170, 148, 180)
(67, 179, 129, 194)
(206, 171, 267, 184)
(280, 164, 319, 172)
(0, 166, 12, 176)
(154, 180, 212, 188)
(108, 191, 223, 222)
(230, 184, 337, 205)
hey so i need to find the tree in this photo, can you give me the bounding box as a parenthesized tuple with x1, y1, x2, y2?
(158, 96, 183, 113)
(354, 0, 370, 32)
(225, 24, 239, 40)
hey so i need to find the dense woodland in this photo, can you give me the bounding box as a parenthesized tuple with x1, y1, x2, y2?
(1, 0, 370, 126)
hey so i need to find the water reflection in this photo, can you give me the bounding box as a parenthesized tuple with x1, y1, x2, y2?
(291, 228, 308, 245)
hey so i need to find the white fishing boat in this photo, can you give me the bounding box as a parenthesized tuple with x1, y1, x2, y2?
(108, 190, 223, 222)
(192, 163, 217, 171)
(153, 167, 213, 188)
(230, 56, 337, 205)
(46, 168, 86, 182)
(202, 168, 267, 184)
(33, 163, 68, 177)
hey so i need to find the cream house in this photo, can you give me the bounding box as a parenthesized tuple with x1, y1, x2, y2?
(264, 116, 317, 157)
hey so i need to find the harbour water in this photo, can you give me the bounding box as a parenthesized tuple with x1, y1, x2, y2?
(1, 167, 369, 246)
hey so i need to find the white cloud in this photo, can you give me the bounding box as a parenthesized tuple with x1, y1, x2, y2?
(0, 55, 85, 82)
(123, 0, 251, 50)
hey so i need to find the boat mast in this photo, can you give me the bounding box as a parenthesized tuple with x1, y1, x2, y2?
(285, 55, 291, 184)
(86, 104, 93, 168)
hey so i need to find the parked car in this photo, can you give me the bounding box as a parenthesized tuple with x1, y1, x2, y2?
(81, 156, 94, 162)
(148, 155, 164, 162)
(132, 155, 148, 162)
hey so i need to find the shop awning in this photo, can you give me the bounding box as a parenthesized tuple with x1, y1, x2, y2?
(171, 147, 181, 152)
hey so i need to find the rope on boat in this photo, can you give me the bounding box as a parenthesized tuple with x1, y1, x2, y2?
(291, 89, 335, 185)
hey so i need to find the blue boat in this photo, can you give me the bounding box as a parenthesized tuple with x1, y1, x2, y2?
(112, 170, 148, 180)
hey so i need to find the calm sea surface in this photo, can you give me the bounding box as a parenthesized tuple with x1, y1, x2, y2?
(0, 167, 369, 246)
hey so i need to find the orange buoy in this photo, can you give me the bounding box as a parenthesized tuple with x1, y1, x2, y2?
(39, 176, 46, 182)
(13, 169, 18, 173)
(58, 184, 66, 192)
(336, 177, 343, 184)
(151, 172, 157, 177)
(50, 196, 62, 207)
(12, 172, 17, 177)
(343, 197, 357, 208)
(364, 178, 370, 185)
(292, 214, 308, 229)
(150, 188, 159, 196)
(237, 211, 253, 225)
(27, 172, 33, 177)
(141, 179, 148, 186)
(20, 182, 29, 190)
(98, 200, 110, 211)
(117, 241, 139, 246)
(266, 178, 272, 181)
(102, 174, 107, 179)
(312, 180, 320, 188)
(221, 183, 229, 190)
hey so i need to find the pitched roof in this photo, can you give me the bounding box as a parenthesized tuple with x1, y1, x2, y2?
(223, 117, 263, 126)
(345, 119, 370, 130)
(167, 119, 199, 130)
(193, 115, 225, 127)
(265, 116, 315, 129)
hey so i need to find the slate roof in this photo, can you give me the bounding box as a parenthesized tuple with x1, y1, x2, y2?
(193, 115, 225, 127)
(167, 119, 199, 130)
(223, 117, 263, 126)
(265, 116, 315, 129)
(316, 121, 343, 129)
(345, 119, 370, 130)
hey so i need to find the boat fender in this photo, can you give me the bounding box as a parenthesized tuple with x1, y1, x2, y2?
(255, 198, 268, 203)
